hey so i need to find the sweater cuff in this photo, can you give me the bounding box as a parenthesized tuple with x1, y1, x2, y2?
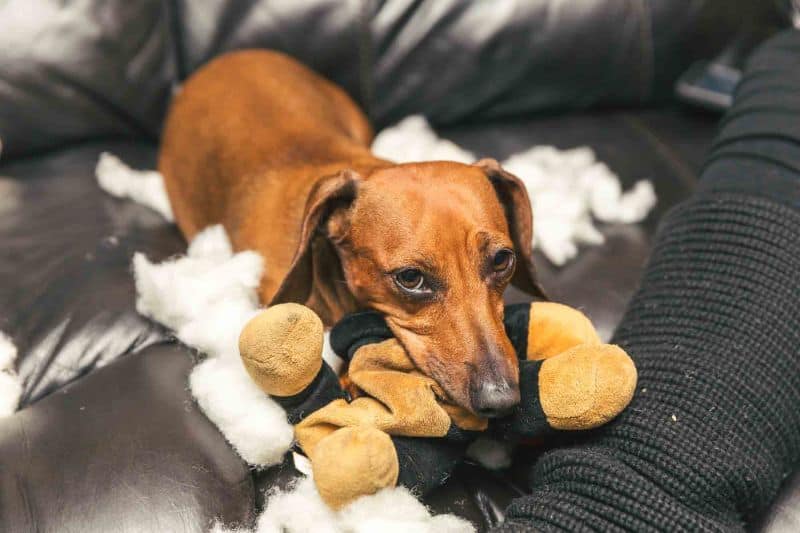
(496, 192, 800, 532)
(500, 447, 741, 532)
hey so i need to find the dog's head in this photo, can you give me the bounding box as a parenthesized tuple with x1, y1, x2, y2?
(271, 159, 545, 417)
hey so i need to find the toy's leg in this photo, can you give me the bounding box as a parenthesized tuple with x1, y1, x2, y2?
(494, 343, 637, 438)
(309, 426, 399, 509)
(504, 302, 601, 360)
(239, 303, 345, 424)
(295, 338, 481, 508)
(309, 426, 472, 509)
(502, 301, 635, 436)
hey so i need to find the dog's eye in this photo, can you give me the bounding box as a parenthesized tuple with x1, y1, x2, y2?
(394, 268, 426, 292)
(492, 249, 515, 273)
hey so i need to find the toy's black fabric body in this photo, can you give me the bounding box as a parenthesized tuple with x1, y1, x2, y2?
(273, 305, 552, 497)
(331, 306, 555, 441)
(271, 365, 346, 425)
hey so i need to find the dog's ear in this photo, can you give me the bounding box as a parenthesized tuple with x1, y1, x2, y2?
(269, 169, 361, 319)
(475, 158, 547, 300)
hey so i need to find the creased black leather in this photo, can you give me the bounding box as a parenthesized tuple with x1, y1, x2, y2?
(0, 141, 185, 407)
(0, 342, 255, 532)
(0, 0, 744, 160)
(172, 1, 742, 129)
(0, 1, 174, 158)
(172, 0, 365, 104)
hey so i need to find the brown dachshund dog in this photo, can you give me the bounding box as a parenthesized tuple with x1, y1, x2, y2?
(159, 50, 546, 417)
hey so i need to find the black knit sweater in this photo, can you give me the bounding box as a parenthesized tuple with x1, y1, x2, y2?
(496, 30, 800, 532)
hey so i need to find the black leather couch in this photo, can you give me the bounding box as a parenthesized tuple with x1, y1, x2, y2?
(1, 1, 797, 531)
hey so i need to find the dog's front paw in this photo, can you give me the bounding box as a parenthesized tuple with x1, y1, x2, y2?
(239, 303, 324, 396)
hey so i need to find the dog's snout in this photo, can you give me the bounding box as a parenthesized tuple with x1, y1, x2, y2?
(471, 378, 520, 418)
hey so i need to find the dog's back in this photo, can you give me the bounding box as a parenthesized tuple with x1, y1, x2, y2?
(159, 50, 375, 240)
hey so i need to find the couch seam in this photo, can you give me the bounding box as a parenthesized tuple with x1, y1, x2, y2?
(358, 0, 375, 122)
(165, 0, 187, 83)
(638, 0, 655, 103)
(619, 113, 698, 190)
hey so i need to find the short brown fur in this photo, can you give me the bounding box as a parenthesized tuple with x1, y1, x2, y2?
(159, 50, 545, 414)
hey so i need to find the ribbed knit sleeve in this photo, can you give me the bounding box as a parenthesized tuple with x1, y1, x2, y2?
(497, 29, 800, 533)
(498, 193, 800, 532)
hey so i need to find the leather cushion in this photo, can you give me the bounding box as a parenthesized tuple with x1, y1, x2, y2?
(173, 0, 740, 129)
(0, 141, 184, 407)
(0, 0, 740, 159)
(0, 342, 254, 532)
(0, 1, 174, 158)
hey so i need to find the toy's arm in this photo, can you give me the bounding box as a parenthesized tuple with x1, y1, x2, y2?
(238, 303, 346, 423)
(239, 304, 479, 509)
(504, 301, 601, 360)
(498, 302, 637, 435)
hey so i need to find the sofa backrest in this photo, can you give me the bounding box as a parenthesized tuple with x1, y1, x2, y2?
(0, 0, 739, 160)
(0, 0, 174, 159)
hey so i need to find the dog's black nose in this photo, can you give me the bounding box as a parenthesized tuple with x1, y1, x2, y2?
(471, 380, 520, 418)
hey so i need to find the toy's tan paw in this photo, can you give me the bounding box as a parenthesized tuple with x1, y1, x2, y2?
(539, 343, 637, 430)
(311, 426, 399, 509)
(527, 302, 602, 360)
(238, 303, 324, 397)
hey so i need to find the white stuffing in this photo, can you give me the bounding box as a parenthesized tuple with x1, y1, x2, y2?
(132, 225, 293, 466)
(373, 116, 656, 266)
(0, 332, 22, 417)
(503, 145, 656, 265)
(189, 355, 294, 465)
(133, 225, 263, 355)
(322, 330, 345, 376)
(372, 115, 475, 164)
(96, 152, 174, 221)
(212, 477, 474, 533)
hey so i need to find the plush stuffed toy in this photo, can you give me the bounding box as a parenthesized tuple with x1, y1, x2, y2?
(239, 301, 637, 509)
